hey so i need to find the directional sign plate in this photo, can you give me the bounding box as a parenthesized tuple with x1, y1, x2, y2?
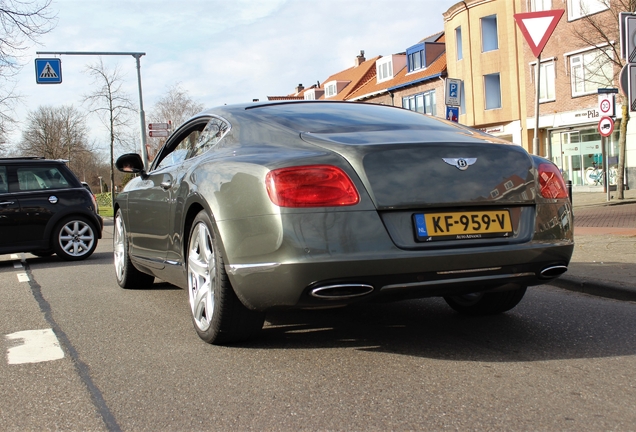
(514, 10, 564, 58)
(35, 58, 62, 84)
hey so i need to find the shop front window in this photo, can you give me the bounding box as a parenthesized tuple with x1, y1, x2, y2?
(549, 126, 620, 187)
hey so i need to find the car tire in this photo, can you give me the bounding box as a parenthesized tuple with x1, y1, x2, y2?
(187, 210, 265, 345)
(443, 287, 527, 316)
(52, 215, 98, 261)
(113, 209, 155, 289)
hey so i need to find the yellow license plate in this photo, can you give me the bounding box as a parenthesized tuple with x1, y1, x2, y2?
(414, 210, 513, 241)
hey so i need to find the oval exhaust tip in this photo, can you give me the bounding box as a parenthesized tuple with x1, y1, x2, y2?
(540, 265, 568, 278)
(311, 284, 374, 300)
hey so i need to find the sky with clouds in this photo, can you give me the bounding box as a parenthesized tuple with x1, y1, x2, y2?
(8, 0, 459, 153)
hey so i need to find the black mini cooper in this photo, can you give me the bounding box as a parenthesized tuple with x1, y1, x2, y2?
(0, 157, 103, 260)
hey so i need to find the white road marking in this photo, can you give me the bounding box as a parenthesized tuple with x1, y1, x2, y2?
(6, 329, 64, 364)
(16, 273, 29, 282)
(13, 261, 23, 269)
(9, 254, 19, 259)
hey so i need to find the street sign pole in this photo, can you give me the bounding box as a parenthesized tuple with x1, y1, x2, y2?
(533, 53, 541, 156)
(514, 9, 564, 155)
(36, 51, 148, 170)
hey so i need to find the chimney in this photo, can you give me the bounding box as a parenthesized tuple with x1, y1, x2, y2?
(295, 83, 304, 94)
(355, 50, 366, 67)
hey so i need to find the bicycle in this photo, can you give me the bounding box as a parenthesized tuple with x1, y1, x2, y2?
(585, 165, 617, 186)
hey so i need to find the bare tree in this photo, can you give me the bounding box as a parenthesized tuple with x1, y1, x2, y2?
(84, 59, 135, 207)
(0, 0, 57, 144)
(146, 83, 204, 158)
(569, 0, 635, 198)
(17, 105, 91, 169)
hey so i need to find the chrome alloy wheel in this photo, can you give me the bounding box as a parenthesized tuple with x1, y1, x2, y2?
(58, 220, 95, 257)
(188, 221, 215, 332)
(113, 215, 125, 281)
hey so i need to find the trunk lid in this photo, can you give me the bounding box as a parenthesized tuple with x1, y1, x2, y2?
(301, 129, 535, 210)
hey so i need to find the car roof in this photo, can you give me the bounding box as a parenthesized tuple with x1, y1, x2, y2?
(0, 157, 69, 164)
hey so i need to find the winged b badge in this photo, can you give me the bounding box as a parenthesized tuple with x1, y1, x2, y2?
(442, 158, 477, 171)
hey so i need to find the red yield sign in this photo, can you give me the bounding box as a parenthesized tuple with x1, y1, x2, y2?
(514, 10, 564, 57)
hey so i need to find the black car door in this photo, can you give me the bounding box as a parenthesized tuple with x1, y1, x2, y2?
(0, 165, 21, 249)
(12, 164, 79, 247)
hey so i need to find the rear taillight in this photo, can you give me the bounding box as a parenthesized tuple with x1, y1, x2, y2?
(266, 165, 360, 207)
(538, 163, 568, 199)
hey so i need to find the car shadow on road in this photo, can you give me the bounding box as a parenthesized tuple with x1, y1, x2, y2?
(246, 288, 636, 363)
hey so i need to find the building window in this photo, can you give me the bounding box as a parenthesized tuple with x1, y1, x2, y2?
(325, 82, 337, 98)
(456, 26, 463, 61)
(567, 0, 608, 20)
(530, 0, 551, 11)
(402, 90, 436, 115)
(481, 15, 498, 52)
(408, 50, 423, 72)
(570, 48, 613, 96)
(484, 73, 501, 110)
(534, 60, 556, 102)
(376, 58, 394, 82)
(460, 81, 466, 115)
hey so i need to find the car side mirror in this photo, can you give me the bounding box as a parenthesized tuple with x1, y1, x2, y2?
(115, 153, 145, 174)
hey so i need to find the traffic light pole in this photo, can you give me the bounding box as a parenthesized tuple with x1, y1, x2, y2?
(36, 51, 149, 171)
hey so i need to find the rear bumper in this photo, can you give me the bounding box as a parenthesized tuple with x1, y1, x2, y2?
(226, 243, 573, 310)
(217, 206, 573, 311)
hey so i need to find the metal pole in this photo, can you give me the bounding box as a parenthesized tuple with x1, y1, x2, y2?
(36, 50, 148, 169)
(134, 54, 149, 171)
(533, 54, 541, 155)
(604, 136, 611, 202)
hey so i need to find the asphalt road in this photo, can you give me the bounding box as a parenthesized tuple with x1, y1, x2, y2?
(1, 224, 636, 431)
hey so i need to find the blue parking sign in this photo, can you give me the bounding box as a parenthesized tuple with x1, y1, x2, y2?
(449, 83, 458, 98)
(35, 58, 62, 84)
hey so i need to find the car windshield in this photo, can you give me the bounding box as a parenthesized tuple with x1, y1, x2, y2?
(249, 102, 462, 134)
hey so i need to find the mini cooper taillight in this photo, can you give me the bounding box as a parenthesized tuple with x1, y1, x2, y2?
(266, 165, 360, 207)
(538, 163, 568, 199)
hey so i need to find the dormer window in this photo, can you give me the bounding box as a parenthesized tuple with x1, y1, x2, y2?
(376, 57, 394, 83)
(323, 81, 350, 98)
(304, 88, 324, 100)
(406, 42, 444, 73)
(407, 43, 425, 72)
(325, 82, 338, 98)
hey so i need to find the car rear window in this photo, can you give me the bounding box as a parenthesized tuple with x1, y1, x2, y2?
(249, 102, 459, 134)
(17, 166, 72, 191)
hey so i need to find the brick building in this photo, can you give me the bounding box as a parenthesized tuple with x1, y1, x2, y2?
(444, 0, 634, 190)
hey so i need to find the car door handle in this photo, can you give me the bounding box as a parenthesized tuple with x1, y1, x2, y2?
(0, 201, 15, 205)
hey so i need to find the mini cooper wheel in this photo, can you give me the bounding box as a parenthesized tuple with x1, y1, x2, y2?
(444, 287, 527, 316)
(52, 216, 98, 261)
(187, 210, 265, 345)
(113, 209, 155, 289)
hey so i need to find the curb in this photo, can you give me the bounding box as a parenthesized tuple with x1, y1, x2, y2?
(550, 276, 636, 302)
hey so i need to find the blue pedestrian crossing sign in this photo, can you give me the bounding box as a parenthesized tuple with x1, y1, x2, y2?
(35, 58, 62, 84)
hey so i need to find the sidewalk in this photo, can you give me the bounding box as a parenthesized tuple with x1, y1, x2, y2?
(550, 188, 636, 302)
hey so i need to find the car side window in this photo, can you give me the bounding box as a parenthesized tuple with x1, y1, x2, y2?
(154, 125, 205, 171)
(17, 166, 71, 191)
(0, 166, 7, 194)
(188, 117, 230, 159)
